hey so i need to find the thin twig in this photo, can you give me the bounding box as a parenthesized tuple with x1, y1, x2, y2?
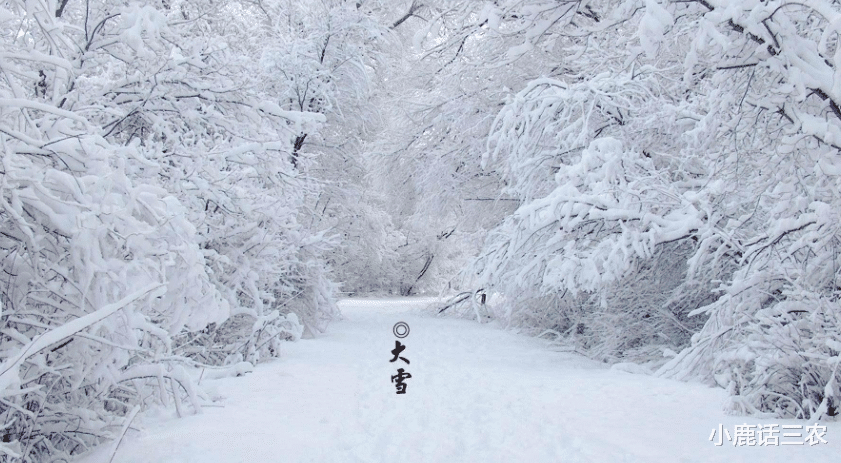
(108, 405, 140, 463)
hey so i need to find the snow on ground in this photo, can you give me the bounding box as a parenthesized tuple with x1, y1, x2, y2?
(76, 298, 841, 463)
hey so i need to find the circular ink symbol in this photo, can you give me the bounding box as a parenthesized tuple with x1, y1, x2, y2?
(393, 322, 410, 338)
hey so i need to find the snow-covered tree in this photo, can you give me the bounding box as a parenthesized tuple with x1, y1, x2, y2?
(240, 0, 417, 295)
(0, 1, 339, 460)
(423, 0, 841, 419)
(366, 0, 532, 295)
(653, 0, 841, 421)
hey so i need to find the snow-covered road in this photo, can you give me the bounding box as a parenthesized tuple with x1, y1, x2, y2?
(79, 298, 840, 463)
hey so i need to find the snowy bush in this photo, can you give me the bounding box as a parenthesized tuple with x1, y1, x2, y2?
(0, 1, 343, 460)
(428, 0, 841, 418)
(473, 112, 723, 363)
(652, 0, 841, 420)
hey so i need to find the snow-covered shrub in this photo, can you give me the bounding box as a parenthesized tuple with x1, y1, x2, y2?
(0, 136, 227, 460)
(689, 293, 841, 419)
(0, 1, 342, 460)
(434, 0, 841, 418)
(652, 0, 841, 419)
(491, 241, 719, 364)
(473, 101, 724, 362)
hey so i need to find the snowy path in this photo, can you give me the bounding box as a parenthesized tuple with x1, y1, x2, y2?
(79, 298, 840, 463)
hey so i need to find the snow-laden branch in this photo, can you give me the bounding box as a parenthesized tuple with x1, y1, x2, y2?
(0, 283, 163, 390)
